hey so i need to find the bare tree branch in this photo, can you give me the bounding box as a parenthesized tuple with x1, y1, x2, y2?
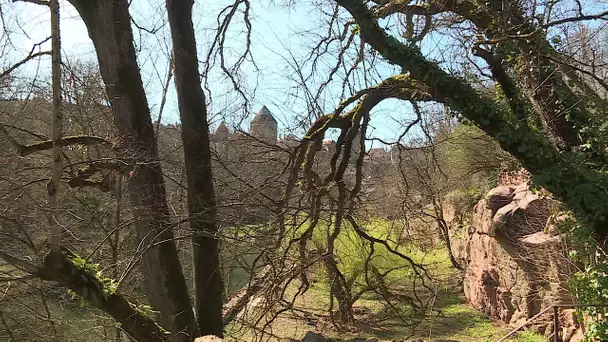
(0, 51, 51, 79)
(543, 10, 608, 28)
(0, 124, 111, 156)
(0, 251, 39, 274)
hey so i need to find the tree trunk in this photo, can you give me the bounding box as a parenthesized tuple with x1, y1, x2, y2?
(48, 0, 62, 254)
(438, 218, 463, 270)
(432, 201, 463, 270)
(166, 0, 224, 336)
(324, 255, 355, 325)
(67, 1, 197, 338)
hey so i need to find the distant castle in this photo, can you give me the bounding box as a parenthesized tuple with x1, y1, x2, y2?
(212, 105, 278, 143)
(210, 105, 392, 164)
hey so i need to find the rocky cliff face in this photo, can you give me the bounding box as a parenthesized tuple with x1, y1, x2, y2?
(448, 182, 584, 341)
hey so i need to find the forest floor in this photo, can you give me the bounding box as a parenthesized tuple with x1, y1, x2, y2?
(1, 253, 546, 342)
(1, 220, 547, 342)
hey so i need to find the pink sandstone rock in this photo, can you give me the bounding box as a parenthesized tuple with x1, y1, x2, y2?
(450, 183, 583, 341)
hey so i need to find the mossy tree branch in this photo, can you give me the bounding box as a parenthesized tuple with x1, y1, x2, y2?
(0, 249, 168, 341)
(334, 0, 608, 238)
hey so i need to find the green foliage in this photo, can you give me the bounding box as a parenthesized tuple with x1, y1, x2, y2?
(570, 266, 608, 341)
(311, 218, 445, 303)
(133, 303, 160, 321)
(558, 215, 608, 341)
(437, 123, 514, 194)
(445, 187, 484, 211)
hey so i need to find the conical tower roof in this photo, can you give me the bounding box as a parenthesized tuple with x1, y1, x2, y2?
(216, 121, 229, 135)
(252, 105, 277, 123)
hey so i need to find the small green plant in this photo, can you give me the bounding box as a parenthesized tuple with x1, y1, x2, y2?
(133, 303, 160, 320)
(558, 214, 608, 341)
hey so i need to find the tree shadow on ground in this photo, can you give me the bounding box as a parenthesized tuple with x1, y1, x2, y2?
(347, 283, 502, 341)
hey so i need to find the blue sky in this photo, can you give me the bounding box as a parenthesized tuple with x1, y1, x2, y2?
(5, 0, 608, 148)
(6, 0, 430, 148)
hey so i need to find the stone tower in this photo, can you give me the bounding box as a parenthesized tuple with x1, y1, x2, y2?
(250, 105, 278, 141)
(215, 121, 229, 141)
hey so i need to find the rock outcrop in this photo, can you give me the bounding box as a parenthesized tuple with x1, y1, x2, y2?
(450, 182, 583, 340)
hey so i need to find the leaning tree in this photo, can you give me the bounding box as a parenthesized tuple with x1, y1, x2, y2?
(319, 0, 608, 240)
(272, 0, 608, 326)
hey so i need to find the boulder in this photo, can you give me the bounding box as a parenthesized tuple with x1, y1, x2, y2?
(485, 185, 515, 214)
(301, 331, 327, 342)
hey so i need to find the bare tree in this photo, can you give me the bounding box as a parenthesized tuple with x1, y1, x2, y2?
(1, 1, 607, 341)
(166, 0, 223, 335)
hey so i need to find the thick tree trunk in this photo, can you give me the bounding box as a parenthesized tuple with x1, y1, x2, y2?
(324, 255, 355, 324)
(67, 1, 197, 338)
(166, 0, 224, 336)
(485, 5, 583, 149)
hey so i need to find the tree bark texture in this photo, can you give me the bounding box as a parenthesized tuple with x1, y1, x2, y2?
(67, 1, 197, 338)
(49, 0, 63, 253)
(166, 0, 224, 336)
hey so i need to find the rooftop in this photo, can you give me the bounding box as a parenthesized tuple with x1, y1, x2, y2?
(252, 105, 277, 123)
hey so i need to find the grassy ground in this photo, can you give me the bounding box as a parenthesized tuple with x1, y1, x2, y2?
(2, 284, 544, 342)
(225, 280, 546, 342)
(224, 238, 546, 342)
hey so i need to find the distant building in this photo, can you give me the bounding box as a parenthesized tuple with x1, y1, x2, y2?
(212, 105, 279, 143)
(215, 121, 229, 141)
(249, 105, 278, 142)
(210, 105, 392, 165)
(367, 147, 387, 160)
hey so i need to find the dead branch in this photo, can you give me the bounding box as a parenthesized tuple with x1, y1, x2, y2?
(0, 51, 51, 79)
(11, 0, 50, 5)
(543, 10, 608, 28)
(222, 264, 272, 326)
